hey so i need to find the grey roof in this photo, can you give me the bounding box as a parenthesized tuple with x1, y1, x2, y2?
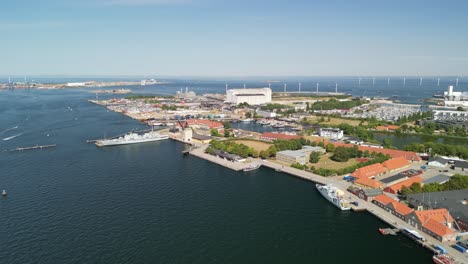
(380, 173, 408, 184)
(362, 188, 383, 197)
(407, 190, 468, 222)
(192, 133, 211, 141)
(423, 174, 451, 185)
(428, 157, 448, 164)
(454, 160, 468, 169)
(277, 150, 307, 158)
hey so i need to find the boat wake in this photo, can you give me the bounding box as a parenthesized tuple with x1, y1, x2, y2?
(1, 125, 19, 134)
(3, 133, 23, 141)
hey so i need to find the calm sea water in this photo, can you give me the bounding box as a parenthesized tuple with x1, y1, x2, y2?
(0, 85, 435, 263)
(3, 76, 467, 104)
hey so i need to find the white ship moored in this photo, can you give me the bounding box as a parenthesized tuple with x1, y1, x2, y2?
(96, 131, 169, 146)
(140, 79, 158, 86)
(316, 184, 351, 210)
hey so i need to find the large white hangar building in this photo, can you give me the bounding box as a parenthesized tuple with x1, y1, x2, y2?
(226, 88, 272, 105)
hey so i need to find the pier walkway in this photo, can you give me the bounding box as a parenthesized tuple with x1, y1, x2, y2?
(189, 144, 467, 263)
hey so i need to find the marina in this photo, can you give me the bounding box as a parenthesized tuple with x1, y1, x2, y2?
(0, 79, 465, 264)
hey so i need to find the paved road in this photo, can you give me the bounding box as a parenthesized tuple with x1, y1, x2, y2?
(189, 147, 467, 263)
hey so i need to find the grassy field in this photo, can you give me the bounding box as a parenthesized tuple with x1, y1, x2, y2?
(311, 153, 358, 170)
(304, 116, 366, 126)
(233, 140, 272, 152)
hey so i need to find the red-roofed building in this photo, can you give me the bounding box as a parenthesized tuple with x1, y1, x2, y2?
(178, 119, 224, 136)
(382, 157, 411, 172)
(359, 146, 422, 162)
(186, 119, 224, 129)
(407, 209, 456, 242)
(351, 163, 387, 179)
(260, 132, 301, 142)
(354, 178, 383, 189)
(387, 201, 414, 220)
(373, 194, 395, 207)
(383, 176, 423, 194)
(373, 194, 414, 221)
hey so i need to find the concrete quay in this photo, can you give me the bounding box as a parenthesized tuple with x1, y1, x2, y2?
(189, 145, 245, 171)
(188, 145, 467, 263)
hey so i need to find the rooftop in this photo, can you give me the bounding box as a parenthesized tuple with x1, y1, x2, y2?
(374, 194, 396, 205)
(261, 132, 301, 141)
(423, 174, 451, 185)
(382, 157, 411, 171)
(359, 146, 422, 162)
(422, 217, 455, 238)
(385, 176, 423, 193)
(428, 157, 448, 164)
(414, 208, 454, 225)
(351, 163, 387, 179)
(389, 201, 414, 216)
(407, 189, 468, 222)
(354, 177, 383, 188)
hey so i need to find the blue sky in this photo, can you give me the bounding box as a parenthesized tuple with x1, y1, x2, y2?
(1, 0, 468, 76)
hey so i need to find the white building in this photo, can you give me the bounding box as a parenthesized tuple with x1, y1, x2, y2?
(444, 85, 468, 107)
(319, 128, 344, 140)
(427, 157, 448, 168)
(433, 110, 468, 122)
(226, 88, 272, 105)
(256, 109, 276, 118)
(66, 82, 86, 87)
(276, 146, 325, 165)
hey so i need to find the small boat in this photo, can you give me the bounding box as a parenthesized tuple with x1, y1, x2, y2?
(243, 163, 260, 172)
(2, 190, 7, 196)
(432, 254, 454, 264)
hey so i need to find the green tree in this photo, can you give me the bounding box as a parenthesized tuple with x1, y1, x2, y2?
(383, 138, 393, 148)
(326, 143, 335, 153)
(259, 150, 269, 159)
(309, 151, 321, 163)
(211, 129, 221, 136)
(245, 112, 252, 118)
(223, 121, 231, 129)
(409, 182, 423, 193)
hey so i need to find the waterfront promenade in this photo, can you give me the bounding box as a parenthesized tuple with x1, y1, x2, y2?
(189, 144, 468, 264)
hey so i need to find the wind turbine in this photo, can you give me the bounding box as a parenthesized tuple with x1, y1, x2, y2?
(372, 77, 375, 86)
(419, 77, 423, 86)
(387, 77, 390, 86)
(358, 77, 361, 86)
(298, 82, 301, 94)
(284, 83, 287, 93)
(403, 77, 406, 86)
(456, 77, 459, 87)
(335, 82, 338, 93)
(316, 82, 319, 96)
(437, 78, 440, 87)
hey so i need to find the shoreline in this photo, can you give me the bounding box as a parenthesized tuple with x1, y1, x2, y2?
(187, 143, 466, 263)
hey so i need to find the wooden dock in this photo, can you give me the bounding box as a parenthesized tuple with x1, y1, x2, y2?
(4, 144, 56, 152)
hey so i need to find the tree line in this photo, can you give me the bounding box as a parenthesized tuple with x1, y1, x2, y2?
(404, 142, 468, 159)
(400, 174, 468, 196)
